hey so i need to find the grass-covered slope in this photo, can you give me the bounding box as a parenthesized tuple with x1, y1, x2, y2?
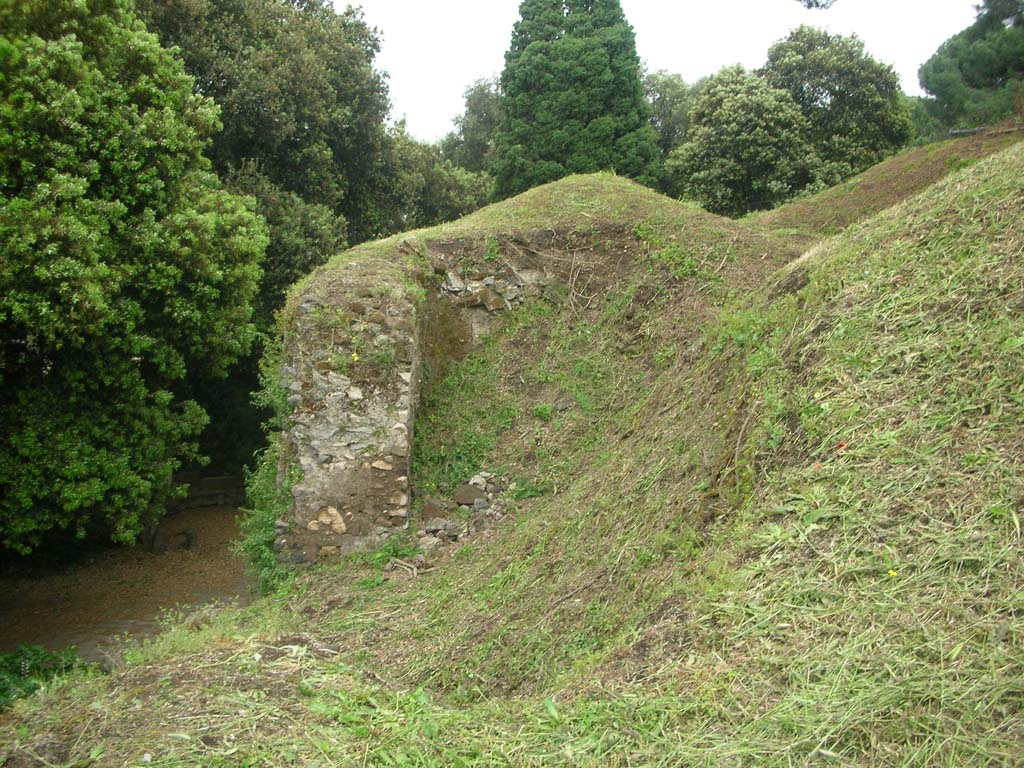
(749, 127, 1022, 236)
(302, 171, 800, 290)
(2, 147, 1023, 767)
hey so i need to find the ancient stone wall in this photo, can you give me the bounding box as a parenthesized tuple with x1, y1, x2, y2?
(273, 237, 552, 564)
(273, 270, 421, 564)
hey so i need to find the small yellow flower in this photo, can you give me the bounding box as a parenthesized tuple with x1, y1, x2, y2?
(887, 569, 898, 578)
(351, 352, 360, 362)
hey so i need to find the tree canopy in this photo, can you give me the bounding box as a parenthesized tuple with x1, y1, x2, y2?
(667, 67, 820, 217)
(0, 0, 266, 553)
(493, 0, 659, 199)
(441, 79, 505, 175)
(226, 163, 346, 330)
(644, 70, 703, 196)
(137, 0, 490, 477)
(138, 0, 486, 293)
(761, 26, 912, 178)
(135, 0, 391, 244)
(919, 0, 1024, 127)
(381, 124, 492, 232)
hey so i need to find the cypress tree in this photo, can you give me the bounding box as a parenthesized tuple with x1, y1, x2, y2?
(507, 0, 566, 54)
(494, 0, 658, 199)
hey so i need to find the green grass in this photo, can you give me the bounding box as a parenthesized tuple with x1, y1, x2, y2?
(3, 147, 1024, 767)
(0, 645, 83, 711)
(413, 348, 518, 495)
(748, 127, 1022, 236)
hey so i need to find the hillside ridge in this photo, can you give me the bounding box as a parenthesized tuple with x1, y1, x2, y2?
(2, 139, 1022, 767)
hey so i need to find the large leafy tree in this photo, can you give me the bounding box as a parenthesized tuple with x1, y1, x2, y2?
(761, 26, 912, 178)
(644, 70, 702, 196)
(441, 78, 505, 174)
(0, 0, 266, 553)
(493, 0, 659, 199)
(919, 0, 1024, 127)
(136, 0, 394, 474)
(383, 125, 492, 232)
(135, 0, 391, 244)
(226, 164, 347, 333)
(645, 71, 698, 162)
(667, 67, 820, 217)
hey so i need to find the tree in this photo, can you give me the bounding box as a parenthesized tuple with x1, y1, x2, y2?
(919, 0, 1024, 127)
(761, 26, 912, 178)
(903, 94, 948, 145)
(644, 70, 702, 196)
(493, 0, 659, 199)
(135, 0, 391, 244)
(645, 72, 698, 161)
(667, 67, 821, 217)
(0, 0, 266, 553)
(441, 79, 505, 174)
(382, 125, 493, 232)
(136, 0, 395, 474)
(226, 163, 347, 330)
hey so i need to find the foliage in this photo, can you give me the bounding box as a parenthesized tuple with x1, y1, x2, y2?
(441, 78, 505, 174)
(919, 0, 1024, 127)
(380, 124, 492, 232)
(493, 0, 659, 199)
(136, 0, 392, 475)
(761, 26, 912, 179)
(240, 434, 296, 593)
(902, 94, 949, 145)
(667, 67, 821, 216)
(226, 163, 347, 329)
(0, 645, 82, 710)
(643, 70, 701, 196)
(239, 337, 297, 593)
(0, 0, 266, 553)
(135, 0, 390, 244)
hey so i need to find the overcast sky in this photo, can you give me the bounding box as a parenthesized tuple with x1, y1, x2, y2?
(342, 0, 979, 142)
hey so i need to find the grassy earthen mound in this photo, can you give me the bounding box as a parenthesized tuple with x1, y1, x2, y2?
(2, 138, 1022, 767)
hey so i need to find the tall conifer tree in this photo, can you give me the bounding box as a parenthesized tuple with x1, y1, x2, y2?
(494, 0, 658, 199)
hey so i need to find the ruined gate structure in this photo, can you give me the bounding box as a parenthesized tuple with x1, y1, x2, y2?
(272, 237, 551, 564)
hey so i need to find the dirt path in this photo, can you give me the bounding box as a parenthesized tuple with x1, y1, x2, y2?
(0, 506, 253, 663)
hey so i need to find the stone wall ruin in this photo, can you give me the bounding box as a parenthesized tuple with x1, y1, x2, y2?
(273, 238, 547, 564)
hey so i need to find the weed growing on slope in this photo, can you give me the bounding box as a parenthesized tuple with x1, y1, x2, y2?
(750, 127, 1023, 236)
(413, 349, 519, 495)
(635, 217, 728, 284)
(240, 336, 299, 592)
(673, 145, 1024, 763)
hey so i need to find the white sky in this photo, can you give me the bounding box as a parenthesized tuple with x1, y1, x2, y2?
(341, 0, 979, 142)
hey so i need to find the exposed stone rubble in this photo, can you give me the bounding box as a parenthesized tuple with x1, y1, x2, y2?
(274, 238, 557, 565)
(274, 286, 421, 564)
(405, 472, 512, 564)
(440, 268, 529, 312)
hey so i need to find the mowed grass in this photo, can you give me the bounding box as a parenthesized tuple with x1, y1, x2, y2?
(749, 126, 1023, 236)
(2, 146, 1023, 766)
